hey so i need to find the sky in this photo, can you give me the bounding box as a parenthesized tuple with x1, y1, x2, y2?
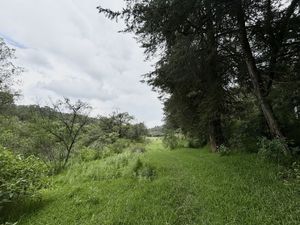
(0, 0, 163, 127)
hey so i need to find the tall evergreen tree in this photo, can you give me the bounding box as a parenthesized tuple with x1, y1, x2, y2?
(98, 0, 300, 149)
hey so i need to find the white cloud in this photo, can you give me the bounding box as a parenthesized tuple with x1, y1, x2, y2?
(0, 0, 163, 127)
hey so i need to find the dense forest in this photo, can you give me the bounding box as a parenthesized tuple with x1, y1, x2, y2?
(1, 0, 300, 224)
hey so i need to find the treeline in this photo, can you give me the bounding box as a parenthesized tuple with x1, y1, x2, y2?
(0, 102, 148, 170)
(99, 0, 300, 154)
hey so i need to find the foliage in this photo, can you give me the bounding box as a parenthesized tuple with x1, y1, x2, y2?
(222, 95, 264, 152)
(0, 105, 148, 174)
(0, 147, 48, 209)
(131, 158, 156, 180)
(107, 138, 131, 154)
(126, 123, 148, 141)
(98, 0, 300, 152)
(217, 145, 231, 156)
(39, 98, 91, 168)
(279, 161, 300, 184)
(162, 130, 179, 150)
(76, 147, 101, 162)
(0, 115, 68, 175)
(148, 126, 164, 137)
(258, 137, 292, 165)
(0, 39, 22, 112)
(258, 138, 300, 183)
(3, 140, 300, 225)
(186, 137, 206, 149)
(59, 149, 155, 184)
(78, 112, 148, 154)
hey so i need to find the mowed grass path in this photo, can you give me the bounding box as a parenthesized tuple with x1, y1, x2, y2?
(6, 140, 300, 225)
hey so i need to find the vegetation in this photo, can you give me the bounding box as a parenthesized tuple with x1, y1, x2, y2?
(0, 39, 149, 216)
(38, 98, 92, 169)
(148, 126, 164, 137)
(98, 0, 300, 153)
(0, 147, 47, 210)
(0, 38, 22, 113)
(0, 0, 300, 224)
(1, 140, 299, 225)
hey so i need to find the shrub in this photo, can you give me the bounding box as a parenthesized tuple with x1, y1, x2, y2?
(279, 162, 300, 183)
(82, 131, 119, 151)
(77, 147, 99, 162)
(98, 147, 116, 159)
(258, 137, 292, 165)
(0, 147, 48, 209)
(225, 113, 265, 153)
(163, 131, 178, 150)
(131, 158, 155, 180)
(217, 145, 231, 156)
(186, 138, 206, 148)
(108, 139, 131, 154)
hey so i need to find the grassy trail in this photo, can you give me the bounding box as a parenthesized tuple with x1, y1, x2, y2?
(5, 140, 300, 225)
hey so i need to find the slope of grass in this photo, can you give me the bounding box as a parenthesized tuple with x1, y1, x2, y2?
(3, 140, 300, 225)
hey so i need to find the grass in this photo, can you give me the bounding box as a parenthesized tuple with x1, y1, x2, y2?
(2, 139, 300, 225)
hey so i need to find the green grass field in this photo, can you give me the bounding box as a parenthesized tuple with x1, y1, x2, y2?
(3, 140, 300, 225)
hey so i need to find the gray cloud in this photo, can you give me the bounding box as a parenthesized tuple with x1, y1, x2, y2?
(0, 0, 163, 127)
(40, 77, 116, 101)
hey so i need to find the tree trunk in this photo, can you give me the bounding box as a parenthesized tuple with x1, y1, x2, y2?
(204, 0, 225, 152)
(63, 148, 71, 168)
(209, 114, 224, 152)
(235, 0, 285, 140)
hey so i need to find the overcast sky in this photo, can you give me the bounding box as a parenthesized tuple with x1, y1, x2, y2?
(0, 0, 163, 127)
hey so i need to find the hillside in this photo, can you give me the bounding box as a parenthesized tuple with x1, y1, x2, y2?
(3, 140, 299, 225)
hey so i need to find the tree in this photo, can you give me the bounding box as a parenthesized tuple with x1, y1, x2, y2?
(127, 122, 148, 141)
(40, 98, 91, 168)
(150, 36, 229, 151)
(110, 111, 134, 138)
(0, 38, 22, 112)
(98, 0, 239, 151)
(230, 0, 300, 143)
(98, 0, 300, 151)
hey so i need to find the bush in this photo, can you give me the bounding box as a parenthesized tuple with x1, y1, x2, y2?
(0, 147, 48, 209)
(225, 114, 265, 152)
(186, 138, 206, 148)
(163, 131, 179, 150)
(131, 158, 156, 180)
(77, 147, 99, 162)
(108, 139, 131, 154)
(217, 145, 231, 156)
(258, 137, 292, 165)
(279, 162, 300, 183)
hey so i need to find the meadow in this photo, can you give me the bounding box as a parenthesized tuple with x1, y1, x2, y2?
(3, 139, 299, 225)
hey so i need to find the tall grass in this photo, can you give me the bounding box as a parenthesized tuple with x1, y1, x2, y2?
(2, 140, 299, 225)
